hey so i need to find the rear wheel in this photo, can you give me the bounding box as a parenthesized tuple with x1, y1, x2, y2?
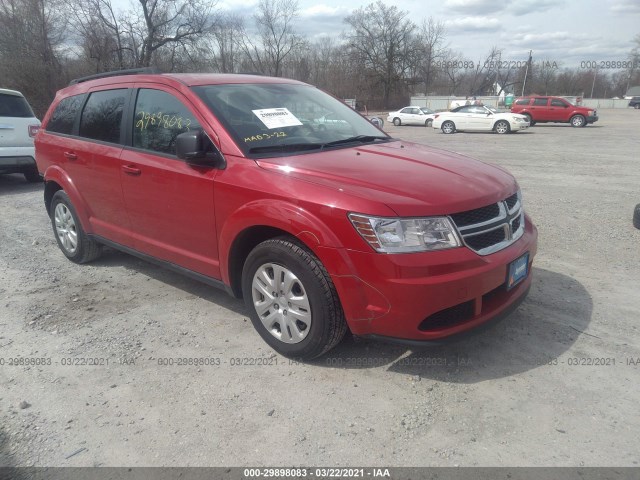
(242, 238, 347, 359)
(441, 121, 455, 134)
(494, 120, 510, 134)
(50, 191, 102, 263)
(393, 117, 401, 126)
(570, 114, 586, 127)
(635, 104, 640, 109)
(425, 119, 433, 127)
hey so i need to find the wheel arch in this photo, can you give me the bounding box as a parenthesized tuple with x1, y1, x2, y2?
(220, 200, 351, 298)
(42, 166, 92, 231)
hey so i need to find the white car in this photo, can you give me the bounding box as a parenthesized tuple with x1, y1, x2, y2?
(0, 88, 41, 182)
(387, 106, 436, 127)
(432, 105, 530, 134)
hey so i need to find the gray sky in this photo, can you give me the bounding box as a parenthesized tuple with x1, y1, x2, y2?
(114, 0, 640, 68)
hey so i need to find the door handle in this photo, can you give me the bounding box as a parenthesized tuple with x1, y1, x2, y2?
(122, 165, 142, 176)
(63, 151, 77, 160)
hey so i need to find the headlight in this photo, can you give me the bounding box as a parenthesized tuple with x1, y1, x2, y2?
(348, 214, 461, 253)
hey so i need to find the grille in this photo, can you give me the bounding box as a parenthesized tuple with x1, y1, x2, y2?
(465, 228, 507, 251)
(505, 192, 519, 210)
(450, 192, 524, 255)
(450, 203, 500, 227)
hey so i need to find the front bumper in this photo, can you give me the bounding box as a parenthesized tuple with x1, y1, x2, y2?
(586, 115, 598, 124)
(329, 217, 538, 342)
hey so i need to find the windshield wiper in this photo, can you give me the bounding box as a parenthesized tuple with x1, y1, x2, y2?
(321, 135, 389, 149)
(248, 143, 323, 154)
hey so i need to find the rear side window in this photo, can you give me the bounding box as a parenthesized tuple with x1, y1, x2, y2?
(47, 95, 84, 134)
(133, 89, 200, 156)
(533, 98, 548, 106)
(79, 89, 127, 143)
(0, 93, 34, 118)
(514, 98, 530, 105)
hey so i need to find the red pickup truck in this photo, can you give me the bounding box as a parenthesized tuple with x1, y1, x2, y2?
(511, 96, 598, 127)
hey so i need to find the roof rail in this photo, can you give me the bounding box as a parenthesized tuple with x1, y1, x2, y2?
(69, 67, 162, 86)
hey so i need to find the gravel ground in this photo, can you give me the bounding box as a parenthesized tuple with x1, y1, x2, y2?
(0, 109, 639, 467)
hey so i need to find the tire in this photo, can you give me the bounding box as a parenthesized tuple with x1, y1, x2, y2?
(50, 191, 102, 264)
(441, 121, 455, 134)
(425, 119, 433, 127)
(524, 114, 535, 126)
(393, 117, 401, 126)
(241, 237, 347, 359)
(570, 114, 586, 127)
(634, 204, 640, 230)
(635, 104, 640, 109)
(23, 168, 42, 183)
(494, 120, 510, 134)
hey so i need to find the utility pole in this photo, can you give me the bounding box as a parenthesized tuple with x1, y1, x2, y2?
(590, 66, 598, 98)
(521, 50, 532, 96)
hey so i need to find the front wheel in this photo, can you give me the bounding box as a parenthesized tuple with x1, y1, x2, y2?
(241, 238, 347, 359)
(570, 115, 586, 127)
(50, 191, 102, 263)
(393, 117, 401, 126)
(524, 114, 535, 126)
(441, 121, 455, 134)
(494, 120, 510, 134)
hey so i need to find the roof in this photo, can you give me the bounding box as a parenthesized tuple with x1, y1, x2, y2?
(0, 88, 24, 97)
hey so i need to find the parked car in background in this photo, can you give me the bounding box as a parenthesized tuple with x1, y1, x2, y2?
(0, 88, 41, 182)
(35, 70, 537, 358)
(628, 97, 640, 109)
(510, 95, 597, 127)
(432, 105, 530, 134)
(387, 106, 436, 127)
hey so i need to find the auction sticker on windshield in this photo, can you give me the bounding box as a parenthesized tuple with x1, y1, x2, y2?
(252, 108, 303, 129)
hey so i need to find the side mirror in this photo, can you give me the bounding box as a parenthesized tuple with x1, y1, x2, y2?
(176, 130, 224, 168)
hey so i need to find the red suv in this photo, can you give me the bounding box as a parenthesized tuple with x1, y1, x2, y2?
(35, 70, 537, 358)
(511, 95, 597, 127)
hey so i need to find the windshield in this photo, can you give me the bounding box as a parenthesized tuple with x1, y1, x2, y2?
(193, 83, 390, 157)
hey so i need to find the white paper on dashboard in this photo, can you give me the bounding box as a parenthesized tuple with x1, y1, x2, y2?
(252, 108, 303, 129)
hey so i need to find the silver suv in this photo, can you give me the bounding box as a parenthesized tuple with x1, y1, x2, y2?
(0, 88, 41, 182)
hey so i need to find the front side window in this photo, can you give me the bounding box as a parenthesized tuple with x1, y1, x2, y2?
(79, 89, 126, 143)
(550, 99, 567, 107)
(47, 95, 84, 134)
(133, 89, 201, 155)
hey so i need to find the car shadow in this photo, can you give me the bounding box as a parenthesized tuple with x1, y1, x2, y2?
(90, 248, 246, 316)
(309, 267, 593, 383)
(0, 173, 43, 196)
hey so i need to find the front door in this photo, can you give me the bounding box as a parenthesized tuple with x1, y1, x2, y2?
(119, 86, 221, 278)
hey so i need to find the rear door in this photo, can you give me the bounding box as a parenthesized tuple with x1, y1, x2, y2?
(119, 85, 220, 278)
(530, 97, 549, 121)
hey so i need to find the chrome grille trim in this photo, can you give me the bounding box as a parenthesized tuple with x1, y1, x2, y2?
(449, 192, 525, 256)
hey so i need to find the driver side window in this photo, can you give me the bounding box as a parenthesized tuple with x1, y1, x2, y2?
(133, 89, 201, 156)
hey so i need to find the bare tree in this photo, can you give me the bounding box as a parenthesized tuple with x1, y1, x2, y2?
(239, 0, 305, 77)
(345, 1, 416, 108)
(209, 12, 243, 73)
(413, 17, 447, 95)
(0, 0, 66, 115)
(124, 0, 215, 67)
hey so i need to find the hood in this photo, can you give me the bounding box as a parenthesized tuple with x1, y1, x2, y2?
(255, 140, 517, 217)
